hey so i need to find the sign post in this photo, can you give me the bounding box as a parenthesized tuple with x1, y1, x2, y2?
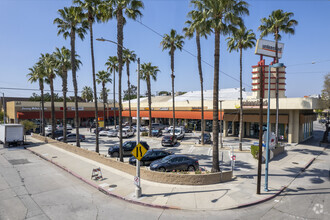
(136, 58, 141, 197)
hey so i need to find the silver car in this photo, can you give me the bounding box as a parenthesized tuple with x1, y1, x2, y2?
(107, 129, 118, 137)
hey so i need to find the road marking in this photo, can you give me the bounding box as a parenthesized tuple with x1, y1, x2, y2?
(188, 146, 194, 153)
(208, 148, 212, 156)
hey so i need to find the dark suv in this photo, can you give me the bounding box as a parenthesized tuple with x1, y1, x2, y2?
(108, 141, 150, 157)
(161, 135, 177, 147)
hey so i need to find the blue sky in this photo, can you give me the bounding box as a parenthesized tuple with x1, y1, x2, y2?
(0, 0, 329, 99)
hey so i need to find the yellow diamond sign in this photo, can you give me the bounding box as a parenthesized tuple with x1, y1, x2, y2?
(131, 143, 148, 161)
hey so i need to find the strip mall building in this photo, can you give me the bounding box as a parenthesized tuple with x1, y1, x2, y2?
(5, 62, 323, 144)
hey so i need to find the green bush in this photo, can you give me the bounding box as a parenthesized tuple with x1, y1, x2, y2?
(251, 145, 259, 159)
(141, 132, 148, 136)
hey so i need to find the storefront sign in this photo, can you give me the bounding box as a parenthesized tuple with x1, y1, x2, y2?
(255, 39, 284, 58)
(71, 107, 84, 111)
(191, 107, 201, 111)
(159, 107, 169, 111)
(21, 107, 47, 111)
(242, 100, 268, 108)
(144, 107, 154, 110)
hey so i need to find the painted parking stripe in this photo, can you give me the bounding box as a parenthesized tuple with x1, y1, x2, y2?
(188, 146, 194, 153)
(208, 148, 212, 156)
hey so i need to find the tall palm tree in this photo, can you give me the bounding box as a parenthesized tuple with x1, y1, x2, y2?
(54, 6, 88, 147)
(105, 0, 144, 162)
(40, 53, 57, 139)
(258, 9, 298, 145)
(160, 29, 184, 139)
(96, 70, 112, 129)
(184, 8, 211, 145)
(74, 0, 103, 153)
(53, 46, 82, 142)
(226, 25, 256, 151)
(192, 0, 249, 172)
(123, 49, 137, 129)
(105, 56, 118, 129)
(140, 62, 160, 137)
(81, 86, 94, 102)
(27, 64, 46, 136)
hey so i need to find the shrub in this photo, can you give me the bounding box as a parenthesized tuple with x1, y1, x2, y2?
(141, 132, 148, 136)
(251, 145, 259, 159)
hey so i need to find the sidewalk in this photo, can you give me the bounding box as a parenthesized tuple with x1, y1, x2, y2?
(25, 135, 328, 211)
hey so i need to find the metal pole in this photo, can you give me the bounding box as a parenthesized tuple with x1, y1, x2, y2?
(265, 64, 272, 191)
(220, 100, 223, 148)
(113, 71, 116, 129)
(135, 58, 141, 198)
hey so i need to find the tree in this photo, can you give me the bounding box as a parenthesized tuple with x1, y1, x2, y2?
(160, 29, 184, 139)
(27, 64, 46, 136)
(54, 6, 88, 147)
(123, 84, 137, 100)
(53, 46, 81, 142)
(105, 56, 118, 129)
(258, 9, 298, 145)
(81, 86, 94, 102)
(158, 91, 170, 96)
(192, 0, 249, 172)
(21, 120, 37, 141)
(184, 8, 210, 145)
(40, 53, 57, 139)
(74, 0, 103, 153)
(96, 70, 112, 128)
(123, 48, 137, 129)
(226, 25, 256, 151)
(104, 0, 144, 162)
(322, 73, 330, 143)
(140, 62, 160, 136)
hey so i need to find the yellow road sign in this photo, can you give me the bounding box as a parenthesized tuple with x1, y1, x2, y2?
(131, 143, 148, 161)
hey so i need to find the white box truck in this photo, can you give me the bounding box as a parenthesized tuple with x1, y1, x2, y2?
(0, 124, 24, 146)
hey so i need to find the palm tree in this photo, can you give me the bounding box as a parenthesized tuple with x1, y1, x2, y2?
(184, 9, 210, 145)
(123, 49, 137, 129)
(27, 64, 46, 136)
(96, 70, 112, 129)
(192, 0, 249, 172)
(39, 53, 57, 139)
(105, 0, 144, 162)
(81, 86, 94, 102)
(258, 9, 298, 145)
(74, 0, 103, 153)
(54, 6, 88, 147)
(140, 62, 160, 137)
(53, 46, 82, 142)
(160, 29, 184, 139)
(105, 56, 118, 129)
(226, 25, 256, 151)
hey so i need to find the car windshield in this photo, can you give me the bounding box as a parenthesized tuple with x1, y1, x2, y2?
(160, 155, 174, 162)
(163, 136, 171, 140)
(152, 130, 158, 132)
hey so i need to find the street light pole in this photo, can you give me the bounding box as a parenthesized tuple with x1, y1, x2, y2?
(136, 58, 141, 198)
(219, 100, 223, 148)
(265, 62, 284, 192)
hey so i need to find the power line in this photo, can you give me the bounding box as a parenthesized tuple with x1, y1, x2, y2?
(0, 87, 121, 95)
(135, 19, 253, 89)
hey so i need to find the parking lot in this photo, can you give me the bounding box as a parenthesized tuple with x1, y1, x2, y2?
(55, 126, 256, 172)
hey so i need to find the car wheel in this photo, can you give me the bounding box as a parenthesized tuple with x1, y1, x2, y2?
(158, 167, 166, 172)
(112, 152, 119, 157)
(188, 166, 195, 172)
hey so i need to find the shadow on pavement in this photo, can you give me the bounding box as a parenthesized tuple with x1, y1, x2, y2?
(143, 188, 230, 197)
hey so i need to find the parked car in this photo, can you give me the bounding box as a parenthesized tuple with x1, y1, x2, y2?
(107, 129, 118, 137)
(161, 135, 177, 147)
(118, 128, 134, 138)
(164, 126, 173, 133)
(57, 124, 73, 131)
(93, 127, 104, 134)
(169, 128, 185, 140)
(150, 155, 199, 172)
(46, 130, 71, 138)
(45, 125, 52, 133)
(151, 123, 167, 130)
(99, 129, 110, 136)
(199, 133, 212, 144)
(56, 133, 85, 142)
(151, 129, 162, 137)
(129, 149, 173, 166)
(181, 126, 192, 133)
(108, 141, 150, 157)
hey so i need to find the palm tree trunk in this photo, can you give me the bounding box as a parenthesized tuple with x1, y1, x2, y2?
(102, 83, 106, 129)
(89, 19, 99, 153)
(275, 30, 279, 146)
(63, 70, 68, 143)
(196, 32, 204, 145)
(50, 78, 55, 139)
(70, 30, 80, 147)
(171, 49, 175, 138)
(117, 8, 124, 162)
(147, 78, 152, 137)
(40, 81, 45, 136)
(127, 62, 132, 129)
(239, 48, 243, 151)
(212, 29, 220, 173)
(113, 70, 116, 129)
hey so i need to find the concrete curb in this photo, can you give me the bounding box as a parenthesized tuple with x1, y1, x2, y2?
(26, 147, 180, 210)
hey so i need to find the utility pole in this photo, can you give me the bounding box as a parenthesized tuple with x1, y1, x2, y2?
(135, 58, 141, 198)
(257, 57, 264, 195)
